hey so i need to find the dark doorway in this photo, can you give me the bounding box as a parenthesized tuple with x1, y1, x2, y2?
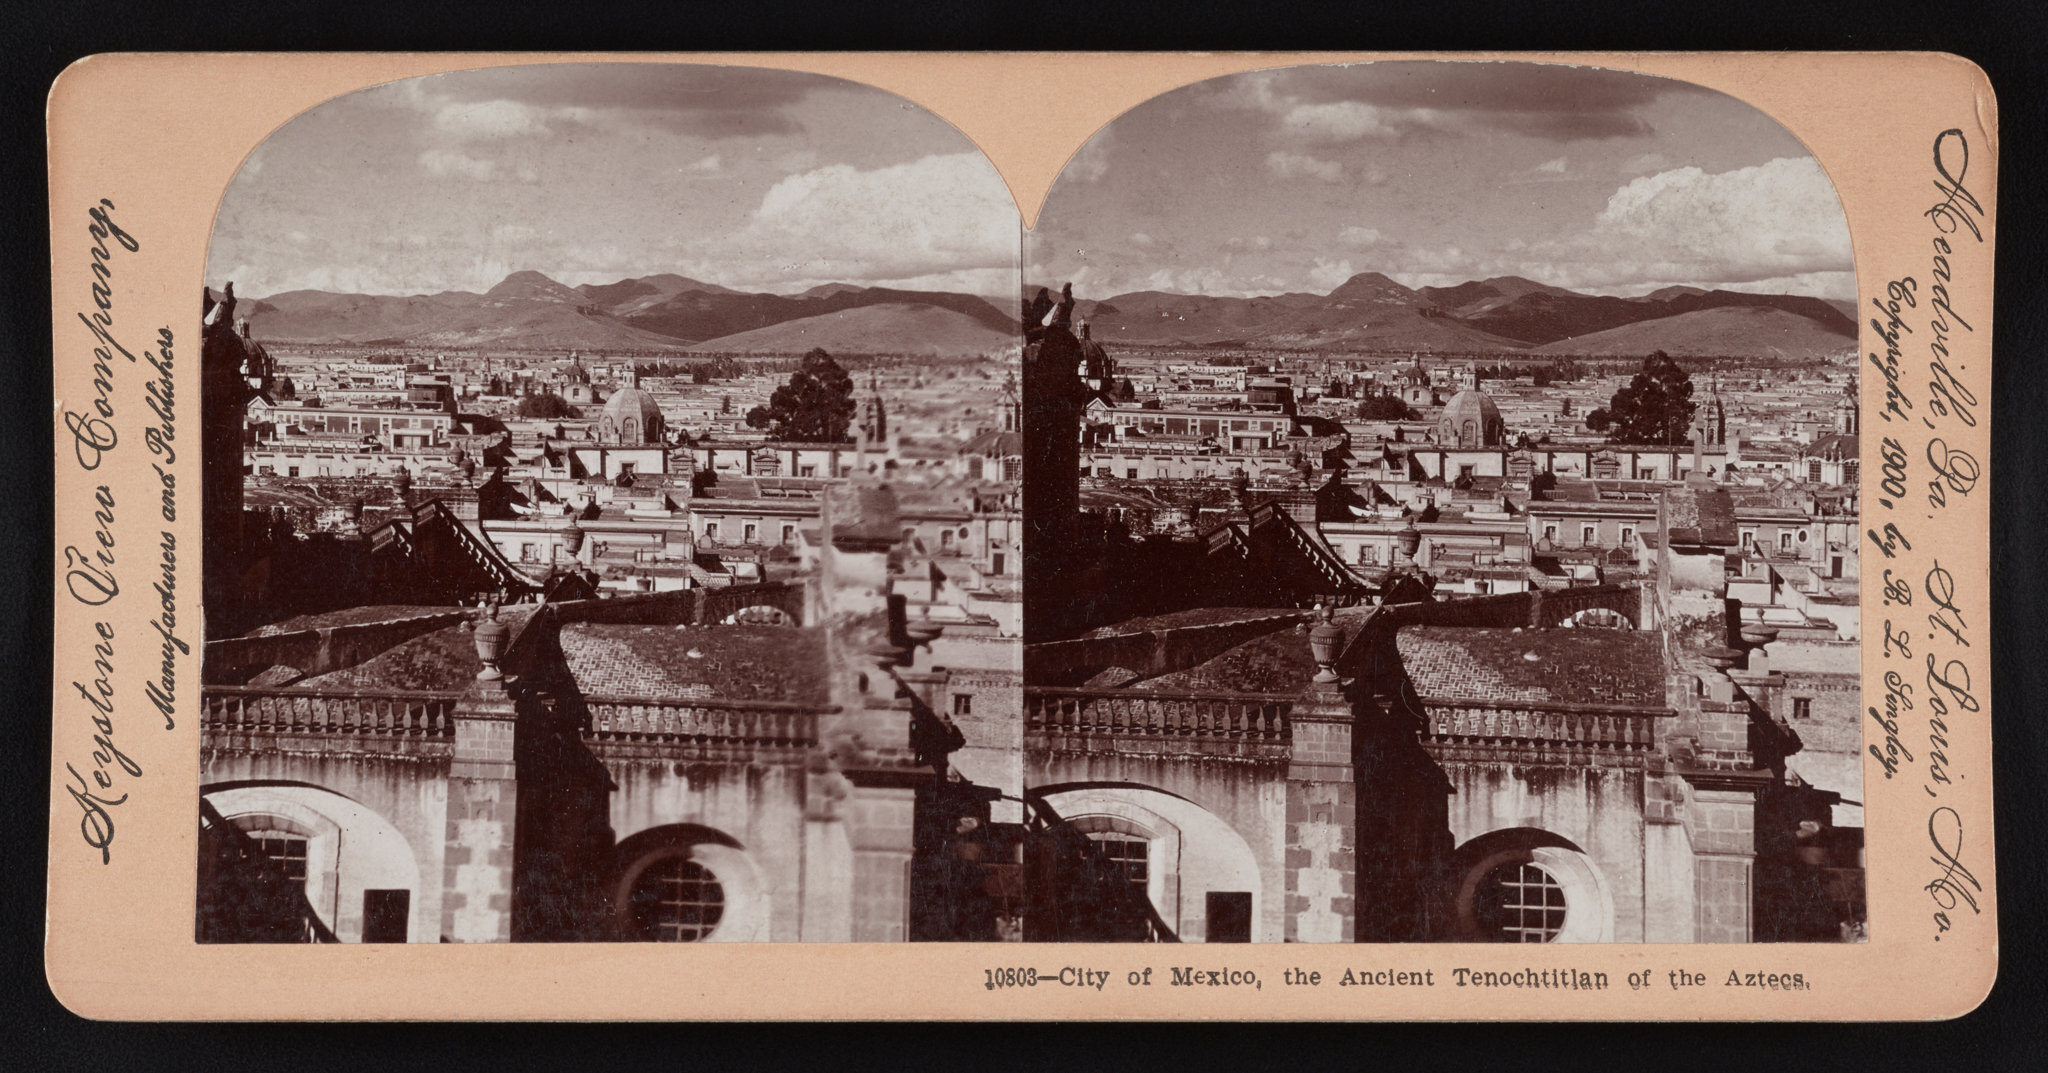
(1206, 892, 1252, 942)
(361, 889, 411, 943)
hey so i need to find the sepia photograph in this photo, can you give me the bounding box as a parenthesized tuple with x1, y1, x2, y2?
(1020, 61, 1864, 944)
(39, 45, 2002, 1020)
(194, 62, 1029, 944)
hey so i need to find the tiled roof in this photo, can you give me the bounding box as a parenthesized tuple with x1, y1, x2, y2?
(1137, 625, 1323, 695)
(1395, 626, 1666, 707)
(1663, 484, 1738, 546)
(294, 623, 485, 691)
(560, 623, 827, 703)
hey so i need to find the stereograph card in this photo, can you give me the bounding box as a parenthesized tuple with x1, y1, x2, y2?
(43, 52, 1997, 1020)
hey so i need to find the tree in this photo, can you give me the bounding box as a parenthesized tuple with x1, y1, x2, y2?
(1587, 351, 1696, 445)
(517, 391, 580, 419)
(1117, 378, 1136, 402)
(745, 347, 855, 442)
(1357, 394, 1420, 421)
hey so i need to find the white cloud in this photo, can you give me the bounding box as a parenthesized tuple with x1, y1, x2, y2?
(418, 149, 499, 180)
(1584, 156, 1852, 284)
(492, 224, 539, 244)
(687, 154, 722, 173)
(1337, 226, 1395, 249)
(1265, 150, 1345, 183)
(1129, 232, 1154, 247)
(432, 99, 558, 140)
(1142, 266, 1292, 296)
(1281, 101, 1420, 142)
(737, 151, 1017, 291)
(1535, 156, 1567, 174)
(1309, 258, 1356, 289)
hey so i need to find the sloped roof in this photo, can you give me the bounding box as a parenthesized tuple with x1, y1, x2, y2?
(1663, 483, 1738, 546)
(1396, 626, 1666, 707)
(560, 623, 827, 703)
(294, 623, 482, 692)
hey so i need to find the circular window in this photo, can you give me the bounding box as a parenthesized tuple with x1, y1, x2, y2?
(1474, 861, 1567, 942)
(628, 856, 725, 941)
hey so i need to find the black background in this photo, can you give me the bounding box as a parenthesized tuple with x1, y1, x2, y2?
(3, 3, 2043, 1070)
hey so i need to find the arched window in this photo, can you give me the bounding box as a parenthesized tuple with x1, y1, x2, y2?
(1474, 861, 1568, 942)
(247, 828, 310, 893)
(1463, 420, 1477, 446)
(1090, 834, 1149, 889)
(611, 830, 764, 942)
(628, 857, 725, 942)
(1450, 832, 1615, 943)
(622, 417, 638, 443)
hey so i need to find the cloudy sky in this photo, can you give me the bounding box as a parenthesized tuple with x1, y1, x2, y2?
(207, 63, 1019, 299)
(1028, 62, 1855, 301)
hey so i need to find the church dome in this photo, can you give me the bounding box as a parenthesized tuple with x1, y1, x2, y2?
(600, 382, 665, 444)
(1439, 388, 1504, 447)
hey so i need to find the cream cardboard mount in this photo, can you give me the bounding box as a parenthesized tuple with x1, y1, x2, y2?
(44, 52, 1996, 1020)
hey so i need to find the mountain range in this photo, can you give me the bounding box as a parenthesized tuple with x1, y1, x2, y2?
(227, 266, 1857, 360)
(230, 270, 1017, 355)
(1033, 272, 1857, 359)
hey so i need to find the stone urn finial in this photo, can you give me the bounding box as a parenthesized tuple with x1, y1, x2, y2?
(1701, 645, 1742, 672)
(1309, 604, 1344, 684)
(473, 596, 510, 681)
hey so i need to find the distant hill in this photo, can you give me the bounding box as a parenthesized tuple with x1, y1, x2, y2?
(575, 273, 739, 317)
(689, 303, 1013, 356)
(1530, 306, 1860, 359)
(237, 271, 1015, 353)
(236, 266, 1854, 359)
(1019, 271, 1854, 357)
(624, 284, 1014, 343)
(486, 270, 586, 304)
(1417, 275, 1581, 317)
(1461, 288, 1855, 347)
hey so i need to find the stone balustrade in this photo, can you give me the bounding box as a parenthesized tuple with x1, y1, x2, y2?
(1415, 696, 1667, 754)
(1025, 687, 1293, 743)
(203, 686, 463, 738)
(581, 694, 827, 748)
